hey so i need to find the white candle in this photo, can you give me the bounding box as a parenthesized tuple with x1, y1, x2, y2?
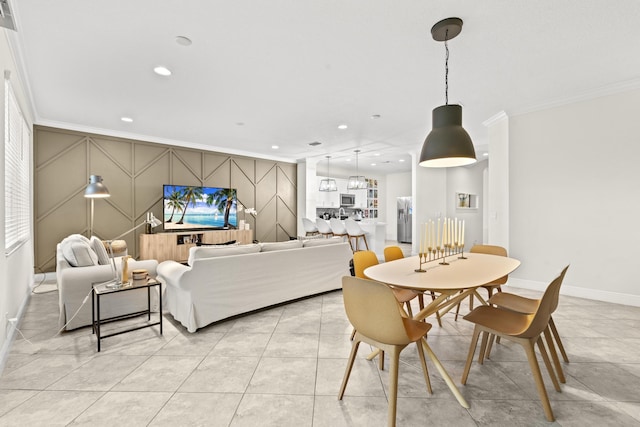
(437, 218, 441, 247)
(419, 223, 424, 253)
(461, 220, 465, 246)
(443, 218, 448, 246)
(431, 220, 435, 248)
(454, 218, 458, 243)
(425, 222, 428, 251)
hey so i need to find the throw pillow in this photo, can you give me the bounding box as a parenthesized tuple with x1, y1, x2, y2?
(303, 237, 344, 248)
(259, 240, 304, 252)
(61, 238, 98, 267)
(90, 236, 111, 265)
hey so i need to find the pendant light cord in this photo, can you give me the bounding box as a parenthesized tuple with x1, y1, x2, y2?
(444, 28, 449, 105)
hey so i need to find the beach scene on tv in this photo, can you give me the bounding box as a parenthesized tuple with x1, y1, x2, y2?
(163, 185, 237, 230)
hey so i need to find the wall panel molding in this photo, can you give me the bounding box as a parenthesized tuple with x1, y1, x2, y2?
(34, 126, 297, 272)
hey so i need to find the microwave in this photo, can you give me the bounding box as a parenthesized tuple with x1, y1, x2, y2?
(340, 193, 355, 207)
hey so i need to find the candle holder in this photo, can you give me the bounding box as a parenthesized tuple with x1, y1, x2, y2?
(415, 243, 467, 272)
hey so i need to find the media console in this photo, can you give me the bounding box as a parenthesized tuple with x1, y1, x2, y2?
(139, 229, 253, 263)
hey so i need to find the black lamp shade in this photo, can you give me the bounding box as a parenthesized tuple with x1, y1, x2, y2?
(419, 104, 477, 168)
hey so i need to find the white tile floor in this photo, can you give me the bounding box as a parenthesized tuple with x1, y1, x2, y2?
(2, 268, 640, 426)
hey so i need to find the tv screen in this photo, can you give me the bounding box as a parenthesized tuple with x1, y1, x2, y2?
(163, 185, 238, 231)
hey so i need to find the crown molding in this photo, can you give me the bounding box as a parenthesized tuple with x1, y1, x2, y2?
(35, 119, 297, 164)
(510, 78, 640, 117)
(482, 111, 508, 127)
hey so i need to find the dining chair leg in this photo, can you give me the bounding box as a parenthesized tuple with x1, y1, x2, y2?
(536, 336, 561, 392)
(415, 340, 432, 394)
(478, 331, 490, 364)
(431, 292, 443, 327)
(523, 338, 555, 422)
(379, 350, 385, 371)
(549, 316, 569, 363)
(454, 290, 464, 321)
(485, 333, 496, 359)
(339, 338, 360, 399)
(543, 326, 566, 384)
(350, 328, 356, 341)
(404, 301, 413, 318)
(461, 327, 482, 384)
(388, 347, 401, 427)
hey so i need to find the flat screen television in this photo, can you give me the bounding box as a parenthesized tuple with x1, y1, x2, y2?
(163, 185, 238, 231)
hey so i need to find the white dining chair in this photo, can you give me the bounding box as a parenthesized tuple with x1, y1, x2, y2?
(345, 218, 368, 251)
(302, 218, 319, 236)
(315, 218, 334, 238)
(329, 218, 348, 242)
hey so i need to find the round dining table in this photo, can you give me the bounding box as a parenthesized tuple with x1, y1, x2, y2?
(363, 251, 521, 408)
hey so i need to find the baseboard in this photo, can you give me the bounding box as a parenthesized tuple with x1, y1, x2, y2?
(507, 278, 640, 307)
(0, 289, 31, 376)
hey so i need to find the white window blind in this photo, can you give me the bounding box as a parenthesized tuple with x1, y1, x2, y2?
(4, 76, 31, 253)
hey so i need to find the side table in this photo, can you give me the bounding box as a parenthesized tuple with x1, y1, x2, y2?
(91, 279, 163, 352)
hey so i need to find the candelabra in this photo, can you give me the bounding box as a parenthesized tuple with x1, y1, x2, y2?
(415, 243, 467, 273)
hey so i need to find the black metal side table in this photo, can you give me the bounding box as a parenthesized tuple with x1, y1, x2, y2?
(91, 279, 163, 352)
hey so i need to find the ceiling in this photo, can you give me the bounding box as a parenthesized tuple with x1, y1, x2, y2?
(9, 0, 640, 175)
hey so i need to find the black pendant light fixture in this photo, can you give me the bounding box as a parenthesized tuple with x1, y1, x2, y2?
(318, 156, 338, 192)
(419, 17, 476, 168)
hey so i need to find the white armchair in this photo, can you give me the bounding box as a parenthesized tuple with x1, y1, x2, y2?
(56, 235, 159, 331)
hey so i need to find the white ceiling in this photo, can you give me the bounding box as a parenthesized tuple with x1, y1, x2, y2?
(9, 0, 640, 175)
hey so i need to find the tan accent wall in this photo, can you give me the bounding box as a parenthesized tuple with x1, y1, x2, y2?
(34, 126, 297, 272)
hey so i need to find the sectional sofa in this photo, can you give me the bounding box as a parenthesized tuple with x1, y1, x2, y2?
(157, 238, 352, 332)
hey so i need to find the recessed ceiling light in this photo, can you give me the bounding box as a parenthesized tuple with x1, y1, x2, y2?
(374, 153, 381, 156)
(371, 163, 377, 166)
(175, 36, 192, 46)
(371, 114, 381, 119)
(345, 158, 351, 162)
(153, 66, 172, 76)
(120, 117, 133, 123)
(399, 159, 405, 162)
(337, 124, 348, 130)
(483, 152, 489, 157)
(271, 145, 279, 149)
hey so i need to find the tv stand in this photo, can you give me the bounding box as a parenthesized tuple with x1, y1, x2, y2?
(139, 229, 253, 263)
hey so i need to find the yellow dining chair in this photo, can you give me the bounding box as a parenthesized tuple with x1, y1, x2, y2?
(339, 276, 432, 427)
(383, 245, 441, 325)
(486, 280, 570, 383)
(461, 265, 569, 422)
(454, 244, 508, 320)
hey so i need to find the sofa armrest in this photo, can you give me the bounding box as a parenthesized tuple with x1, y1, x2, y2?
(156, 260, 190, 288)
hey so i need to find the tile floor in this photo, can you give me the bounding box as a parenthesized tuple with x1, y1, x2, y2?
(1, 276, 640, 426)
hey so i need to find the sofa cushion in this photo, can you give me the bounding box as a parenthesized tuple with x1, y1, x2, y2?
(90, 236, 111, 265)
(260, 240, 304, 252)
(60, 235, 98, 267)
(303, 237, 344, 247)
(188, 243, 261, 265)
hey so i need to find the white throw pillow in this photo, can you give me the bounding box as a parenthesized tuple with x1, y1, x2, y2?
(90, 236, 111, 265)
(303, 237, 343, 248)
(188, 243, 261, 265)
(260, 240, 304, 252)
(60, 237, 98, 267)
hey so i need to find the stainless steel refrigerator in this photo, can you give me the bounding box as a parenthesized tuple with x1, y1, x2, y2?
(397, 197, 412, 243)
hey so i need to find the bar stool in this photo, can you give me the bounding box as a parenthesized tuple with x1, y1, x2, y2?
(329, 218, 349, 242)
(315, 218, 334, 238)
(345, 218, 368, 251)
(301, 218, 319, 236)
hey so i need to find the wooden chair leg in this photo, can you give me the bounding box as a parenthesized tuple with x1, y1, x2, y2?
(431, 292, 443, 327)
(362, 234, 369, 250)
(461, 327, 481, 384)
(415, 339, 432, 394)
(478, 331, 489, 364)
(339, 339, 360, 399)
(404, 301, 413, 318)
(543, 326, 565, 384)
(379, 350, 385, 371)
(454, 290, 465, 321)
(549, 316, 569, 363)
(388, 347, 401, 427)
(536, 336, 561, 392)
(523, 339, 555, 422)
(485, 333, 496, 359)
(350, 328, 356, 341)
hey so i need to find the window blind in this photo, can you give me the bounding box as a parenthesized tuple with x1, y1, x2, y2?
(4, 76, 31, 253)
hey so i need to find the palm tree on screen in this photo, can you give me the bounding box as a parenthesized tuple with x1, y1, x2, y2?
(176, 186, 204, 224)
(165, 190, 184, 223)
(210, 188, 236, 228)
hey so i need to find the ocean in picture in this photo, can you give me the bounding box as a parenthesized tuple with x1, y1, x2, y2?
(164, 212, 237, 228)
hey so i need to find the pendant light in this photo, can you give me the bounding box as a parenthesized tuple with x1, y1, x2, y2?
(347, 150, 367, 190)
(318, 156, 337, 192)
(419, 17, 476, 168)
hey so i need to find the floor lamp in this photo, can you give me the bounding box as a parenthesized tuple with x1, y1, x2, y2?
(103, 213, 163, 289)
(84, 175, 110, 237)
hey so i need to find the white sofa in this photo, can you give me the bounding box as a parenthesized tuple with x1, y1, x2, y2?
(56, 235, 158, 331)
(157, 238, 353, 332)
